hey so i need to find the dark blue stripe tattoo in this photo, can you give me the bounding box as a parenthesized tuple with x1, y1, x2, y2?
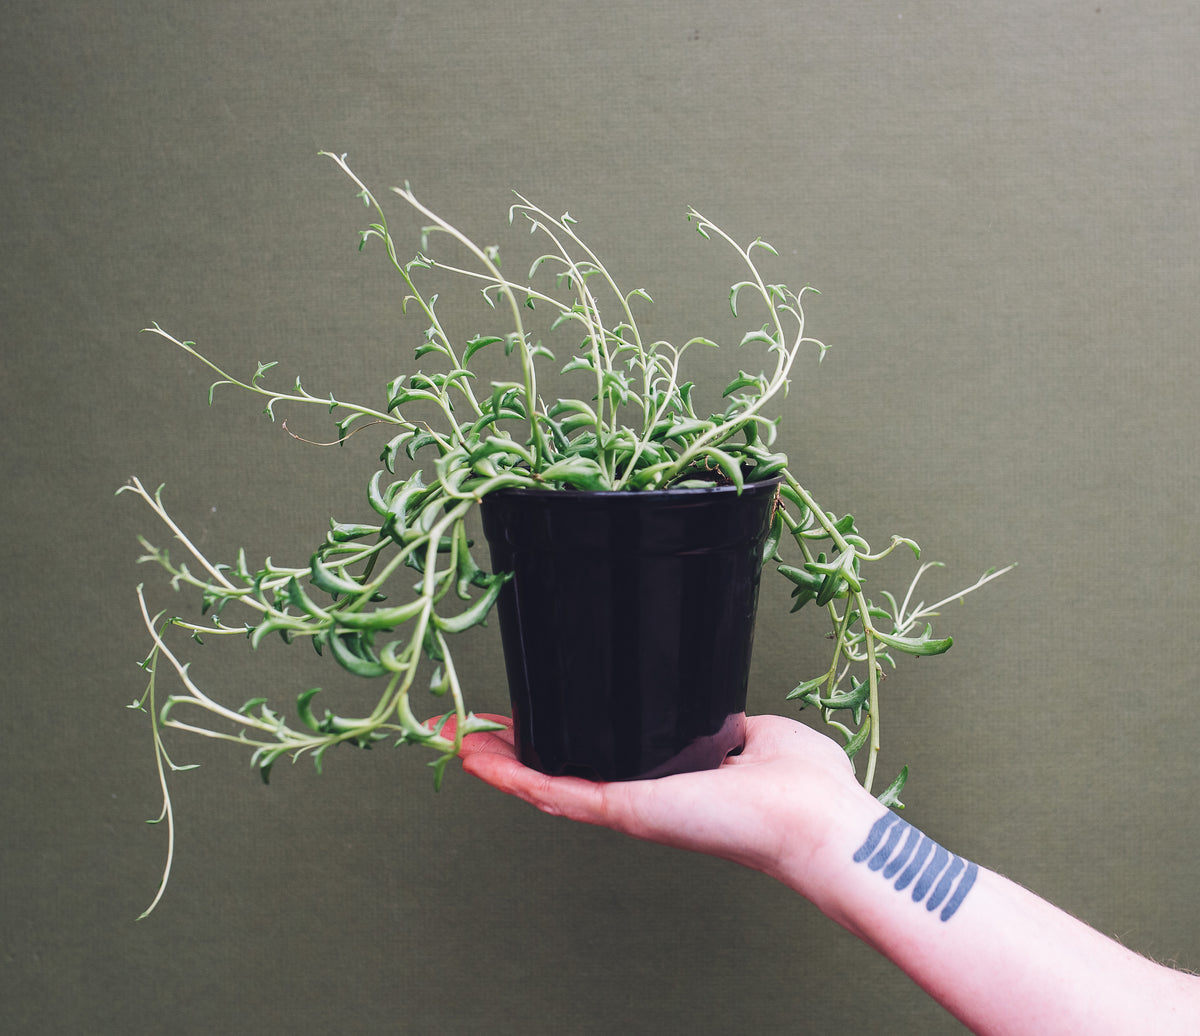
(852, 813, 978, 922)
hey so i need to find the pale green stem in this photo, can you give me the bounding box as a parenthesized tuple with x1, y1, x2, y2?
(861, 611, 882, 794)
(134, 644, 176, 920)
(141, 324, 406, 428)
(386, 184, 549, 467)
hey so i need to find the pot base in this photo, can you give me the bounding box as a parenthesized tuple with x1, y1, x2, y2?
(540, 711, 747, 782)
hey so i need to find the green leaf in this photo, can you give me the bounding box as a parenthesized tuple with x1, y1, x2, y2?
(380, 471, 431, 540)
(801, 547, 860, 606)
(335, 413, 364, 443)
(785, 674, 829, 701)
(843, 717, 871, 760)
(386, 377, 440, 410)
(651, 415, 707, 442)
(249, 616, 313, 649)
(413, 341, 446, 360)
(452, 527, 490, 597)
(404, 431, 444, 461)
(466, 438, 527, 469)
(379, 432, 415, 472)
(286, 576, 329, 619)
(729, 280, 756, 318)
(547, 397, 599, 423)
(428, 751, 454, 790)
(253, 746, 289, 785)
(327, 520, 382, 544)
(464, 335, 504, 363)
(831, 513, 857, 536)
(538, 455, 609, 491)
(761, 508, 784, 564)
(746, 450, 787, 481)
(325, 630, 388, 678)
(778, 563, 822, 591)
(739, 329, 779, 350)
(367, 468, 395, 517)
(460, 712, 507, 736)
(872, 624, 953, 657)
(876, 767, 908, 809)
(421, 625, 445, 662)
(600, 368, 631, 404)
(782, 578, 820, 612)
(252, 360, 278, 386)
(798, 677, 870, 724)
(697, 448, 744, 491)
(560, 354, 596, 376)
(431, 573, 511, 634)
(296, 688, 323, 732)
(489, 382, 528, 420)
(333, 599, 428, 630)
(722, 370, 767, 399)
(309, 553, 369, 597)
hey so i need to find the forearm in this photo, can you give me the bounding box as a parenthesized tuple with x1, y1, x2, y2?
(773, 797, 1200, 1034)
(458, 716, 1199, 1031)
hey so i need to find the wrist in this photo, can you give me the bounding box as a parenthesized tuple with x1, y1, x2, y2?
(764, 779, 885, 919)
(771, 789, 983, 951)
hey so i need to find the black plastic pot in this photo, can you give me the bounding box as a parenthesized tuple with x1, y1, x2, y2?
(480, 479, 780, 781)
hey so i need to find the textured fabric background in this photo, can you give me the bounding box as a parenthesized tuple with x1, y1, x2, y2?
(3, 2, 1197, 1032)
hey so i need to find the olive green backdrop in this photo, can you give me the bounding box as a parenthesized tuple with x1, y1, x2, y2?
(3, 2, 1197, 1033)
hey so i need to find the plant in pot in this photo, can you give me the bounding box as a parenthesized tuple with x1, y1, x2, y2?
(122, 151, 1009, 916)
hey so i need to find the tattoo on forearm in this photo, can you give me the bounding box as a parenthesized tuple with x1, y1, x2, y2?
(853, 813, 978, 922)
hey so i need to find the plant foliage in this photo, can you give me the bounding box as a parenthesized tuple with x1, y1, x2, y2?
(122, 152, 1010, 916)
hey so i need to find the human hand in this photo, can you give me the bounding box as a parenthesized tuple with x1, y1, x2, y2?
(461, 717, 1200, 1034)
(455, 713, 878, 891)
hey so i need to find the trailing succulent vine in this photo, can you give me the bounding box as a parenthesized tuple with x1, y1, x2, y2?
(123, 152, 1010, 916)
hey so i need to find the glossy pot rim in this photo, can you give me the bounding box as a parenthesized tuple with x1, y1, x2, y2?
(483, 475, 782, 502)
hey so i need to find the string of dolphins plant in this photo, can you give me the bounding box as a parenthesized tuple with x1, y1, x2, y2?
(122, 151, 1011, 916)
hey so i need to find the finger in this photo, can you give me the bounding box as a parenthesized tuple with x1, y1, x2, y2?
(461, 749, 614, 824)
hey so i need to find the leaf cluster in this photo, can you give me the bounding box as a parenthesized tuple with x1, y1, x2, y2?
(123, 153, 1010, 914)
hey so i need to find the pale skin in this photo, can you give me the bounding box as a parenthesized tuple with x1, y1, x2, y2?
(454, 714, 1200, 1035)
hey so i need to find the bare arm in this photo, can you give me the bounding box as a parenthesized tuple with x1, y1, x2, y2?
(457, 714, 1200, 1035)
